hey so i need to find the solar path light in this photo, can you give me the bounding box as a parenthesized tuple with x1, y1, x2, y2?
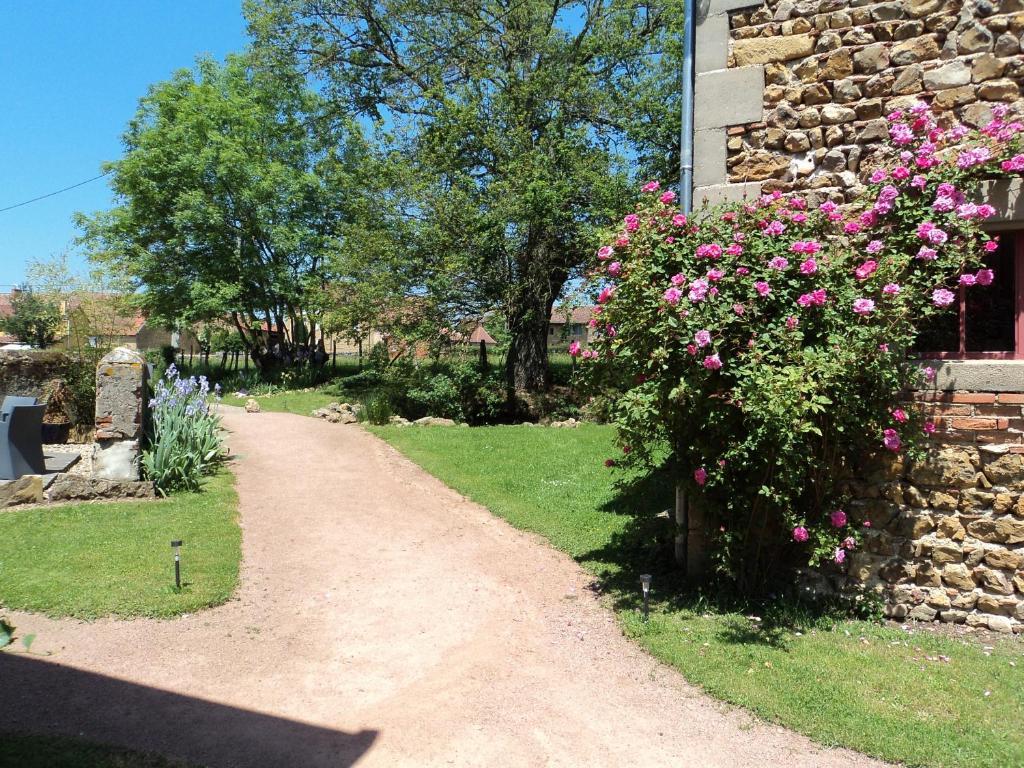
(171, 540, 183, 590)
(640, 574, 652, 622)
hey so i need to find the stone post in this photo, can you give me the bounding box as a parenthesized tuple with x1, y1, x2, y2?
(93, 347, 148, 481)
(674, 484, 710, 580)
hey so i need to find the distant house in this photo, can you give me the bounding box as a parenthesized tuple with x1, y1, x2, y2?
(549, 306, 592, 348)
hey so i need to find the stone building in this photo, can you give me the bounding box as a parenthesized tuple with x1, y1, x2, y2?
(694, 0, 1024, 630)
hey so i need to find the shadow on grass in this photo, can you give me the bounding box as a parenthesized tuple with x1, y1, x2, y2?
(580, 464, 834, 650)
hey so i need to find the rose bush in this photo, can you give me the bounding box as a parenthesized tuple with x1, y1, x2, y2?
(579, 102, 1024, 591)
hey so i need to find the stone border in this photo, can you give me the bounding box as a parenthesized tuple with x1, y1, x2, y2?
(923, 360, 1024, 392)
(694, 0, 766, 203)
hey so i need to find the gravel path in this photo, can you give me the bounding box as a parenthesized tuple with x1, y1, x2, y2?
(1, 408, 887, 768)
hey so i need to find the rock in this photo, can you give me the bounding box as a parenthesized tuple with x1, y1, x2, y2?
(932, 542, 963, 564)
(926, 588, 952, 608)
(959, 22, 995, 53)
(854, 44, 890, 73)
(891, 35, 940, 65)
(855, 99, 884, 119)
(894, 20, 925, 39)
(872, 1, 905, 20)
(907, 0, 944, 17)
(967, 516, 1024, 544)
(730, 151, 791, 181)
(987, 615, 1014, 633)
(909, 604, 938, 621)
(960, 489, 995, 512)
(820, 104, 857, 124)
(784, 132, 811, 151)
(933, 85, 977, 109)
(995, 31, 1021, 55)
(802, 83, 832, 104)
(930, 491, 959, 512)
(820, 49, 854, 79)
(979, 78, 1021, 100)
(952, 590, 979, 609)
(799, 108, 822, 127)
(923, 60, 972, 90)
(973, 53, 1007, 82)
(993, 493, 1015, 514)
(940, 609, 968, 623)
(833, 78, 862, 102)
(413, 416, 457, 427)
(389, 416, 410, 426)
(942, 563, 976, 589)
(732, 34, 816, 66)
(46, 474, 155, 502)
(816, 31, 843, 52)
(0, 475, 43, 507)
(893, 65, 924, 94)
(909, 448, 976, 488)
(974, 566, 1016, 594)
(936, 515, 966, 540)
(245, 398, 261, 413)
(338, 411, 358, 425)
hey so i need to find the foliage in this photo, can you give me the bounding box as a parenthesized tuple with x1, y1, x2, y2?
(247, 0, 679, 392)
(143, 365, 224, 495)
(0, 289, 61, 348)
(0, 616, 13, 648)
(0, 471, 239, 619)
(76, 52, 382, 370)
(405, 363, 506, 425)
(373, 422, 1024, 768)
(580, 103, 1024, 591)
(363, 392, 394, 425)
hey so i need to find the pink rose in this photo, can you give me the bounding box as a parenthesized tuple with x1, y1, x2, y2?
(659, 190, 677, 204)
(694, 329, 712, 347)
(959, 273, 976, 286)
(569, 341, 581, 357)
(892, 408, 908, 423)
(702, 354, 722, 370)
(785, 315, 799, 329)
(624, 214, 640, 232)
(597, 245, 614, 260)
(641, 180, 660, 193)
(768, 256, 789, 270)
(883, 428, 901, 452)
(694, 467, 707, 486)
(834, 548, 847, 565)
(830, 510, 848, 528)
(853, 298, 875, 315)
(799, 258, 818, 275)
(792, 526, 809, 543)
(882, 283, 901, 296)
(842, 536, 856, 550)
(672, 213, 687, 227)
(976, 269, 995, 286)
(866, 240, 883, 254)
(663, 287, 682, 305)
(755, 281, 771, 297)
(932, 288, 956, 307)
(607, 261, 622, 277)
(855, 260, 877, 280)
(671, 272, 686, 286)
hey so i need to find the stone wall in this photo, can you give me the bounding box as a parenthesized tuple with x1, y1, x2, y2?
(850, 431, 1024, 632)
(0, 350, 70, 400)
(694, 0, 1024, 203)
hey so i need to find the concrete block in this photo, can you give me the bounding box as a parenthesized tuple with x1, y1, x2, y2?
(93, 439, 142, 482)
(694, 182, 763, 207)
(980, 178, 1024, 225)
(695, 66, 765, 129)
(696, 12, 730, 73)
(694, 128, 727, 187)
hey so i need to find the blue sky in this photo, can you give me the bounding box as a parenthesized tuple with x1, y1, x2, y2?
(0, 1, 249, 289)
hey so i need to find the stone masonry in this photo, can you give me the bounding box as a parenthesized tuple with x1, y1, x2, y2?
(694, 0, 1024, 204)
(93, 346, 148, 481)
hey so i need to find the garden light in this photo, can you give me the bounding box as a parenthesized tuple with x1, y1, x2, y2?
(171, 539, 182, 590)
(640, 574, 652, 622)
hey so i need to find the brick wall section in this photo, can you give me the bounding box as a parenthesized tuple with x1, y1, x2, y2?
(719, 0, 1024, 201)
(911, 390, 1024, 444)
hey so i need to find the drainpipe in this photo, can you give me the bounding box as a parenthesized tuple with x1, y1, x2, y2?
(676, 0, 698, 575)
(679, 0, 697, 214)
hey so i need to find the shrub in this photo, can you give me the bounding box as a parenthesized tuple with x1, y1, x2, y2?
(142, 365, 224, 495)
(363, 392, 394, 425)
(580, 102, 1024, 592)
(405, 363, 506, 424)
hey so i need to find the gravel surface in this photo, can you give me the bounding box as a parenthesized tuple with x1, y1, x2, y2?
(1, 408, 887, 768)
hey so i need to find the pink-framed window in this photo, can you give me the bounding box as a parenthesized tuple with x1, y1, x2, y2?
(916, 231, 1024, 359)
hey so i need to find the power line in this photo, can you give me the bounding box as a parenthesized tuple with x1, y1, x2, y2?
(0, 170, 112, 214)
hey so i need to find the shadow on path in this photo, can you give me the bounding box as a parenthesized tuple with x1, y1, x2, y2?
(2, 653, 377, 768)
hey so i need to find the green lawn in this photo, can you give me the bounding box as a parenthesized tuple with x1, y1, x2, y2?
(220, 388, 340, 416)
(0, 732, 195, 768)
(0, 471, 240, 619)
(370, 423, 1024, 768)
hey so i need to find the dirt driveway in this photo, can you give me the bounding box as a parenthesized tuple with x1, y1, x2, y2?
(2, 408, 887, 768)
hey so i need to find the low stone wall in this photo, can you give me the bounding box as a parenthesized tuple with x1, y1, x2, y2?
(849, 438, 1024, 633)
(0, 350, 70, 400)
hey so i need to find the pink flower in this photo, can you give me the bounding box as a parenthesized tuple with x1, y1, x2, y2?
(853, 298, 875, 315)
(604, 458, 616, 467)
(792, 212, 807, 224)
(785, 315, 799, 329)
(916, 221, 934, 238)
(624, 214, 640, 232)
(923, 366, 936, 382)
(615, 235, 630, 247)
(598, 285, 615, 304)
(1002, 154, 1024, 172)
(688, 279, 709, 303)
(834, 548, 847, 565)
(768, 256, 789, 270)
(735, 266, 750, 276)
(927, 228, 948, 245)
(892, 408, 908, 423)
(725, 243, 744, 256)
(607, 261, 622, 277)
(696, 243, 723, 259)
(863, 520, 872, 528)
(597, 245, 614, 260)
(879, 343, 889, 352)
(869, 169, 888, 183)
(978, 204, 996, 219)
(702, 354, 722, 370)
(855, 260, 877, 280)
(694, 329, 712, 347)
(569, 341, 581, 357)
(843, 221, 861, 234)
(686, 344, 697, 356)
(660, 190, 677, 204)
(916, 246, 937, 261)
(694, 467, 707, 486)
(977, 269, 995, 286)
(799, 258, 818, 275)
(932, 288, 956, 307)
(755, 281, 771, 297)
(911, 174, 928, 190)
(866, 240, 883, 254)
(883, 428, 902, 452)
(732, 303, 745, 316)
(959, 273, 976, 286)
(707, 268, 725, 282)
(924, 421, 936, 434)
(763, 220, 786, 236)
(830, 510, 848, 528)
(819, 201, 838, 215)
(641, 180, 661, 193)
(672, 213, 687, 227)
(790, 240, 821, 255)
(892, 166, 910, 180)
(797, 289, 827, 307)
(663, 287, 682, 305)
(792, 526, 809, 543)
(671, 273, 686, 286)
(842, 536, 856, 550)
(957, 146, 991, 168)
(882, 283, 901, 296)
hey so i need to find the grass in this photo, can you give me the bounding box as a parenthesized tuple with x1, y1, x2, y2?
(0, 732, 195, 768)
(0, 471, 240, 619)
(220, 387, 341, 416)
(369, 422, 1024, 768)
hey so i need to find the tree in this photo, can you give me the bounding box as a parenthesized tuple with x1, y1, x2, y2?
(1, 289, 61, 348)
(247, 0, 678, 392)
(76, 53, 379, 370)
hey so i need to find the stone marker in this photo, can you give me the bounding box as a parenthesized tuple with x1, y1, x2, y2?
(93, 347, 148, 481)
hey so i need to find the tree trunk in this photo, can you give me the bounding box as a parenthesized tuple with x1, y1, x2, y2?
(504, 255, 562, 393)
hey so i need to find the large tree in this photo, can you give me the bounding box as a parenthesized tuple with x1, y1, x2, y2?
(77, 53, 380, 369)
(247, 0, 678, 391)
(0, 289, 61, 349)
